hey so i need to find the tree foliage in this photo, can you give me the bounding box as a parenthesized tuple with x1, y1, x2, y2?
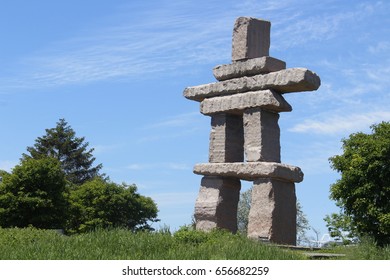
(324, 211, 358, 244)
(66, 178, 159, 233)
(0, 157, 68, 229)
(296, 200, 310, 245)
(237, 188, 252, 234)
(0, 170, 9, 183)
(23, 119, 103, 185)
(328, 121, 390, 246)
(1, 119, 160, 233)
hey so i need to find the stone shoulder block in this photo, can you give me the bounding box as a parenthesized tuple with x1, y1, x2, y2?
(184, 68, 321, 102)
(213, 57, 286, 81)
(193, 162, 303, 182)
(200, 89, 292, 115)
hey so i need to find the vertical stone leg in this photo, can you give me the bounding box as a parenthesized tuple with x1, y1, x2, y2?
(243, 108, 280, 162)
(194, 176, 241, 233)
(209, 113, 244, 163)
(247, 178, 296, 245)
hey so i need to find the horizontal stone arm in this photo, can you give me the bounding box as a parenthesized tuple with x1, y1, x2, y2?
(200, 89, 292, 115)
(213, 56, 286, 81)
(184, 68, 321, 102)
(193, 162, 304, 182)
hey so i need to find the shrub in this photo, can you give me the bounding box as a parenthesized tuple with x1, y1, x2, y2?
(66, 178, 159, 233)
(0, 157, 67, 229)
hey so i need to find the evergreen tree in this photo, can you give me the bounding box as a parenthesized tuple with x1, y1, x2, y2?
(23, 119, 103, 185)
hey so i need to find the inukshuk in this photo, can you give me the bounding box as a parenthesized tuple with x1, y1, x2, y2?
(183, 17, 320, 245)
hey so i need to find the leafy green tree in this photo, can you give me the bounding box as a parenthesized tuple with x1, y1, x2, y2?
(66, 178, 159, 233)
(0, 170, 9, 183)
(296, 200, 311, 245)
(23, 119, 103, 185)
(328, 122, 390, 246)
(324, 211, 358, 244)
(0, 157, 68, 229)
(237, 188, 252, 234)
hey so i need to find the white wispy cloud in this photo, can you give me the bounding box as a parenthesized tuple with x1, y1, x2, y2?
(137, 111, 208, 143)
(151, 191, 197, 207)
(283, 139, 343, 175)
(0, 2, 232, 92)
(290, 111, 390, 135)
(143, 112, 201, 129)
(272, 1, 380, 50)
(368, 42, 390, 54)
(0, 0, 387, 100)
(92, 144, 120, 155)
(2, 0, 377, 93)
(127, 162, 192, 171)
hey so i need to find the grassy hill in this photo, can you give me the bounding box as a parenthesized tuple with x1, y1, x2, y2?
(0, 227, 305, 260)
(0, 227, 389, 260)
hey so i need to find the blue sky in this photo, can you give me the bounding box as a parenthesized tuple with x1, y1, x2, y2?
(0, 0, 389, 239)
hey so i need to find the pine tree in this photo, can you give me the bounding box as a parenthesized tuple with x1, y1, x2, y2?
(23, 119, 103, 185)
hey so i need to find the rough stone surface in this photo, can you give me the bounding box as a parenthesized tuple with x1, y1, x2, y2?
(209, 114, 244, 163)
(193, 162, 303, 182)
(244, 108, 280, 162)
(213, 57, 286, 81)
(194, 176, 241, 233)
(183, 68, 321, 101)
(232, 17, 270, 61)
(200, 89, 291, 115)
(184, 16, 320, 245)
(247, 178, 296, 245)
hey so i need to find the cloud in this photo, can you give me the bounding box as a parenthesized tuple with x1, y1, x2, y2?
(0, 2, 233, 92)
(166, 163, 191, 171)
(92, 144, 119, 155)
(283, 139, 343, 175)
(127, 163, 146, 171)
(144, 112, 201, 129)
(290, 111, 390, 135)
(369, 41, 390, 54)
(272, 1, 379, 50)
(127, 162, 192, 171)
(1, 0, 387, 95)
(150, 191, 197, 207)
(137, 111, 208, 142)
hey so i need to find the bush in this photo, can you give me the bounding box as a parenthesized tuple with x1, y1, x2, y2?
(173, 225, 211, 244)
(173, 225, 239, 245)
(0, 157, 68, 229)
(66, 178, 159, 233)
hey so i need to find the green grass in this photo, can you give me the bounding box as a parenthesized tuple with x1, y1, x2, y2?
(2, 227, 388, 260)
(0, 227, 306, 260)
(318, 238, 390, 260)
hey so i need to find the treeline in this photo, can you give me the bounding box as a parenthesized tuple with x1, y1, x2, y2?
(0, 119, 158, 233)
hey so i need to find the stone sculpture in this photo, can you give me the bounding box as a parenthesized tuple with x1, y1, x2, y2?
(183, 17, 320, 245)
